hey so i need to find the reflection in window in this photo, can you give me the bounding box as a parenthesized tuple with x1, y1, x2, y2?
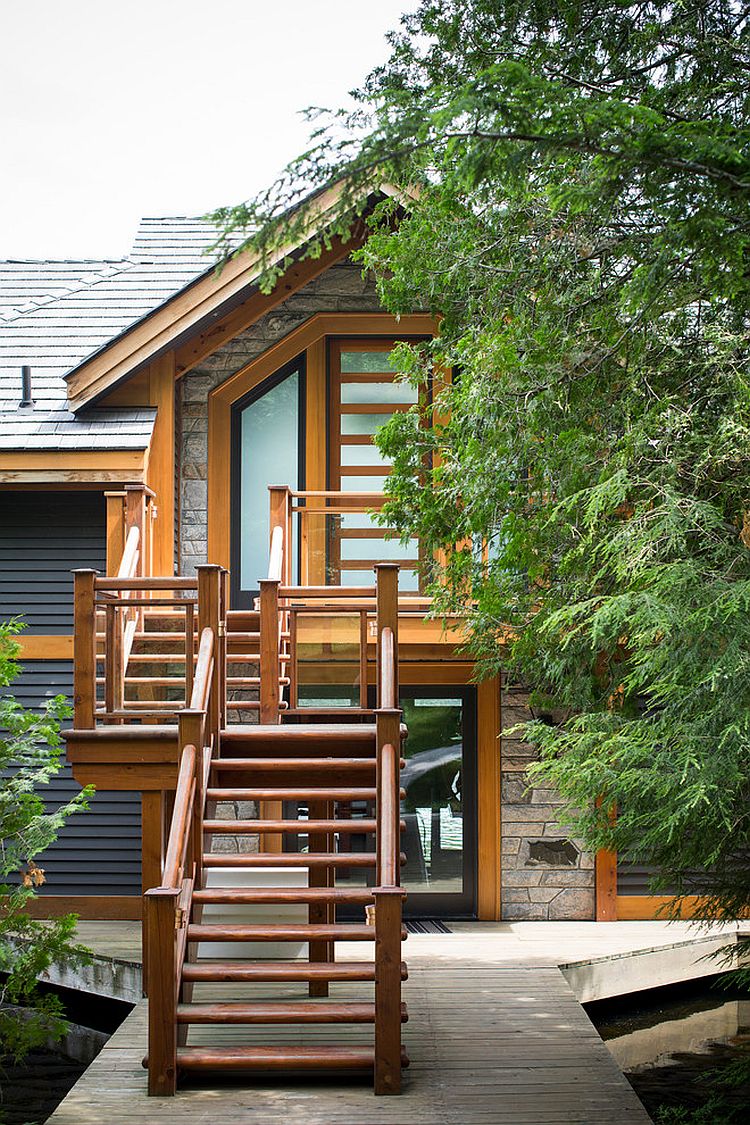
(238, 367, 300, 591)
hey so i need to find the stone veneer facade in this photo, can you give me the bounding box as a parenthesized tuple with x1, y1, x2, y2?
(500, 674, 595, 920)
(177, 261, 596, 917)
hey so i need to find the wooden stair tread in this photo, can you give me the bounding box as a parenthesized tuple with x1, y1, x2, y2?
(221, 723, 379, 741)
(206, 787, 384, 801)
(181, 960, 408, 982)
(176, 1001, 407, 1024)
(174, 1045, 388, 1071)
(211, 758, 379, 772)
(203, 818, 380, 834)
(202, 852, 381, 868)
(186, 923, 377, 941)
(192, 887, 375, 905)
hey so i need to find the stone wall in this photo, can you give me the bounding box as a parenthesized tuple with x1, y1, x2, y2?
(179, 259, 385, 573)
(500, 674, 595, 920)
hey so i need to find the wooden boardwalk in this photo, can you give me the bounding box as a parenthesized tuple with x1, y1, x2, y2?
(43, 923, 678, 1124)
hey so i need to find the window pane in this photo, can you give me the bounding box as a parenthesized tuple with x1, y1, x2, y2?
(340, 381, 417, 405)
(341, 413, 389, 436)
(339, 473, 387, 492)
(340, 443, 390, 467)
(340, 350, 400, 374)
(239, 369, 299, 590)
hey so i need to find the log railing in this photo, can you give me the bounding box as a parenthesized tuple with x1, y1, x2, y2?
(372, 563, 405, 1095)
(144, 622, 216, 1096)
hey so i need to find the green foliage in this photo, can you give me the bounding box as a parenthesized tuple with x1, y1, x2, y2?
(214, 1, 750, 925)
(0, 621, 92, 1062)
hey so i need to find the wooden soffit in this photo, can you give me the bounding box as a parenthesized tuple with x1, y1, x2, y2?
(64, 182, 398, 413)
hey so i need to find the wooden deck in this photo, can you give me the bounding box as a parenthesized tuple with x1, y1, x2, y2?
(45, 921, 740, 1124)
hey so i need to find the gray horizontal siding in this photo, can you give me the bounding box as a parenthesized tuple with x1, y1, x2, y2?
(2, 660, 142, 898)
(0, 490, 106, 632)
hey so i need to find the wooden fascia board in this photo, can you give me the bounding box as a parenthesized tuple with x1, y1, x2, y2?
(173, 235, 357, 378)
(0, 449, 146, 484)
(64, 182, 362, 411)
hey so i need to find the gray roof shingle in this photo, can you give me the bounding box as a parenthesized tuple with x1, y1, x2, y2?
(0, 217, 225, 452)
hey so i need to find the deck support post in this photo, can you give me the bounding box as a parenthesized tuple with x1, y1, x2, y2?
(72, 569, 97, 728)
(145, 886, 179, 1095)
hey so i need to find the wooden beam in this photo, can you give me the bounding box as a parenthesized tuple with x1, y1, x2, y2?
(175, 239, 355, 376)
(477, 676, 502, 920)
(16, 635, 73, 660)
(13, 896, 142, 920)
(105, 491, 126, 575)
(147, 353, 176, 575)
(616, 894, 706, 920)
(0, 450, 146, 484)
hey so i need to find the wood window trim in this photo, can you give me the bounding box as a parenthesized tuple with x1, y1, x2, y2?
(207, 313, 437, 573)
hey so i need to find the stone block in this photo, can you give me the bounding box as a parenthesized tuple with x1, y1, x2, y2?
(525, 838, 580, 868)
(547, 887, 595, 921)
(540, 869, 594, 887)
(501, 776, 532, 804)
(214, 802, 237, 821)
(527, 887, 562, 904)
(502, 888, 530, 903)
(501, 902, 548, 921)
(502, 869, 544, 887)
(210, 835, 239, 854)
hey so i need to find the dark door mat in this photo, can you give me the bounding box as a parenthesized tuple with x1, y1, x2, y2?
(404, 919, 452, 934)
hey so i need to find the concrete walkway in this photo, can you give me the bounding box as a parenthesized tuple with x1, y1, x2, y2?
(45, 921, 740, 1125)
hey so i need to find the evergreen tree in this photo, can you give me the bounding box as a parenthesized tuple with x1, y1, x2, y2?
(0, 621, 91, 1061)
(213, 1, 750, 922)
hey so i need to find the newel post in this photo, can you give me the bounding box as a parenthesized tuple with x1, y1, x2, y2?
(259, 577, 281, 723)
(145, 886, 179, 1095)
(373, 885, 405, 1095)
(72, 569, 97, 728)
(269, 485, 291, 586)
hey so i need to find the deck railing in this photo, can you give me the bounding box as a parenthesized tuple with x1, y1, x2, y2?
(143, 622, 216, 1096)
(72, 565, 226, 729)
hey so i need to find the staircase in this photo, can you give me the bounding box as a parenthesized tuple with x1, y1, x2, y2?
(142, 564, 407, 1097)
(171, 722, 408, 1083)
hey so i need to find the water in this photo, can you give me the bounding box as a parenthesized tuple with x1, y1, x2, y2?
(588, 976, 750, 1121)
(0, 981, 132, 1125)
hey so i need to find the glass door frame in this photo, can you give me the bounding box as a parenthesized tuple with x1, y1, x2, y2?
(391, 683, 478, 919)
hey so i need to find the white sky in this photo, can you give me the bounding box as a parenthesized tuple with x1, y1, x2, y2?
(0, 0, 415, 261)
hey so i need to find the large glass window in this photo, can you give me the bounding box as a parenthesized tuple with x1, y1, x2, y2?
(233, 361, 303, 601)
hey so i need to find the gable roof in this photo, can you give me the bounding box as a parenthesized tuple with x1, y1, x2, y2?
(63, 182, 391, 411)
(0, 218, 222, 451)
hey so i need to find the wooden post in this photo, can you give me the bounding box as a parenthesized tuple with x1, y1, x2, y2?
(373, 886, 404, 1095)
(375, 564, 399, 709)
(196, 565, 222, 751)
(596, 848, 618, 921)
(73, 570, 97, 728)
(145, 886, 179, 1095)
(268, 486, 291, 585)
(141, 790, 165, 982)
(179, 710, 204, 887)
(259, 578, 280, 724)
(125, 485, 146, 578)
(104, 491, 126, 576)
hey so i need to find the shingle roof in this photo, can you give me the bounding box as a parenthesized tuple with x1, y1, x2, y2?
(0, 217, 224, 452)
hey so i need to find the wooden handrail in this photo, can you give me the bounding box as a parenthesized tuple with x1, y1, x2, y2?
(118, 525, 140, 579)
(377, 742, 399, 887)
(190, 627, 215, 712)
(97, 576, 197, 591)
(268, 524, 284, 581)
(380, 627, 396, 711)
(162, 743, 197, 889)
